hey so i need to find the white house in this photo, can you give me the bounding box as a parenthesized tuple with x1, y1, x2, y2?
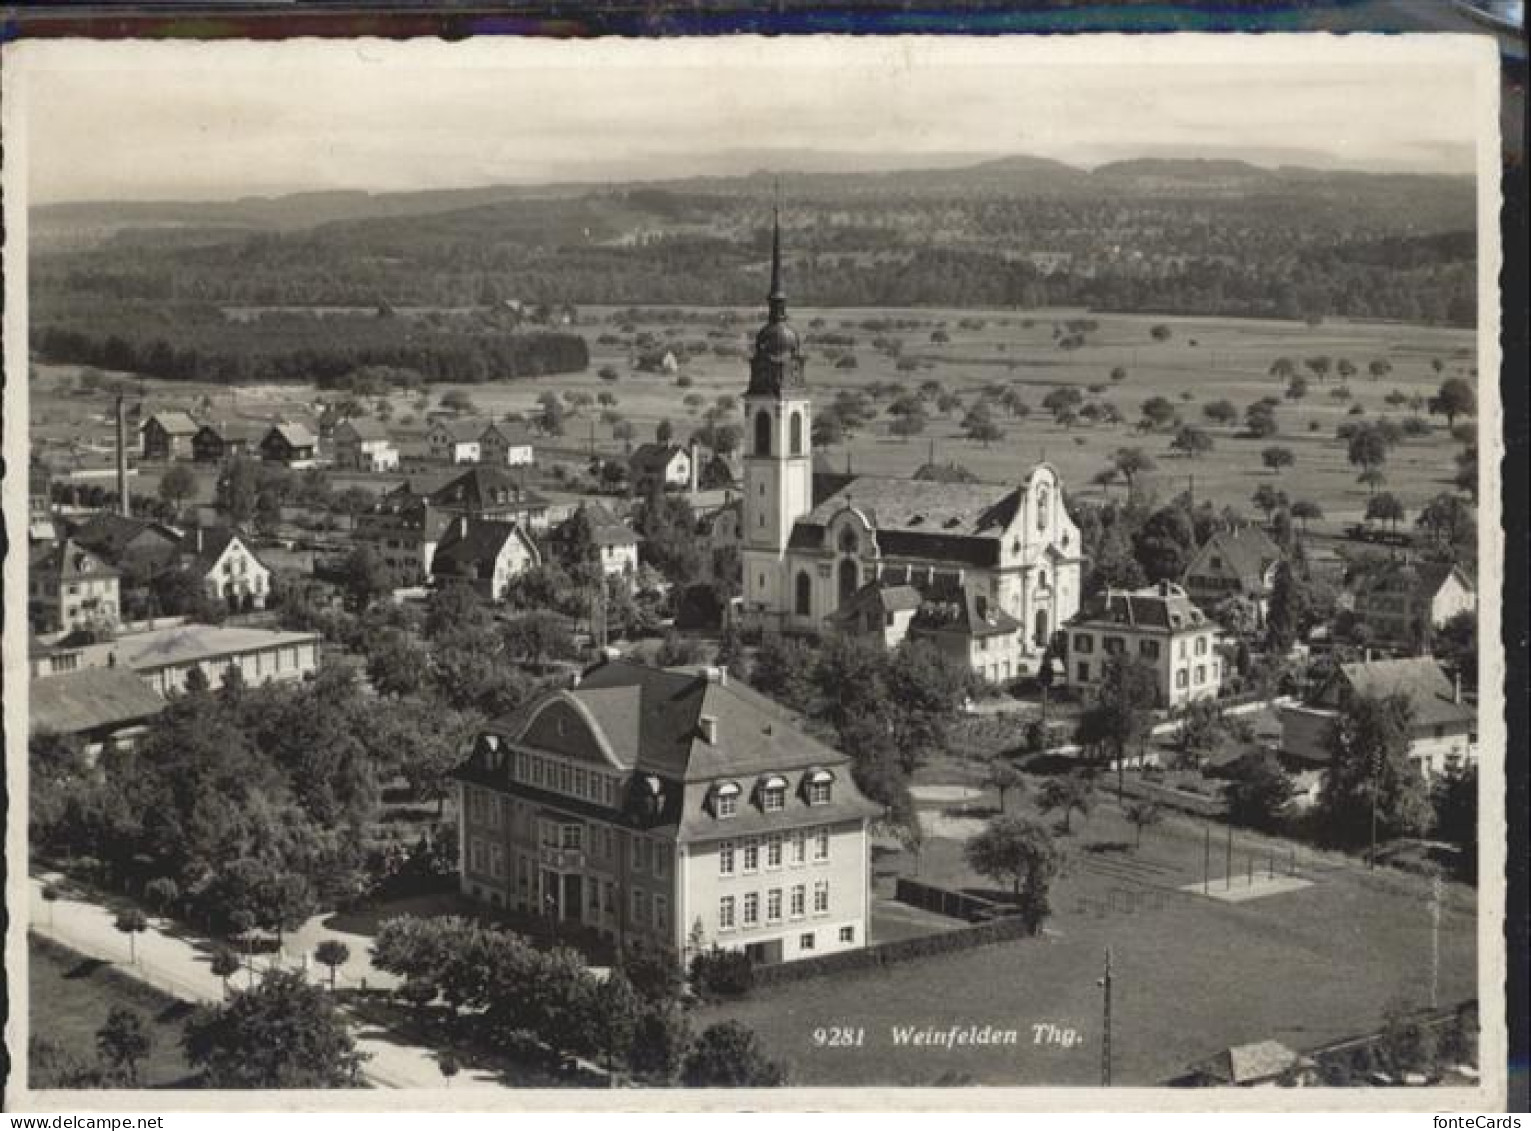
(479, 422, 536, 468)
(1062, 582, 1224, 708)
(429, 516, 541, 601)
(428, 419, 485, 465)
(333, 418, 400, 472)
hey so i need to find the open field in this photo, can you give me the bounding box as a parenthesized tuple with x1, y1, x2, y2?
(28, 933, 200, 1089)
(701, 789, 1477, 1086)
(29, 306, 1475, 527)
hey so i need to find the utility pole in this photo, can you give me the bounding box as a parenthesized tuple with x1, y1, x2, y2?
(1430, 871, 1442, 1009)
(1369, 747, 1381, 870)
(1203, 823, 1211, 895)
(1098, 947, 1113, 1087)
(1224, 820, 1233, 891)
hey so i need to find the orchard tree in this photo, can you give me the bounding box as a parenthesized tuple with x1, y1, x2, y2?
(1036, 774, 1095, 835)
(1170, 426, 1213, 460)
(1123, 800, 1164, 850)
(1269, 357, 1296, 381)
(1261, 446, 1295, 475)
(1109, 447, 1155, 497)
(96, 1007, 152, 1085)
(963, 816, 1064, 928)
(1075, 654, 1157, 799)
(1368, 358, 1393, 382)
(1429, 377, 1476, 429)
(1203, 399, 1239, 427)
(1365, 492, 1405, 534)
(1416, 492, 1476, 557)
(1140, 396, 1177, 430)
(1290, 499, 1323, 535)
(1265, 561, 1312, 654)
(984, 758, 1025, 814)
(1244, 400, 1279, 438)
(158, 464, 198, 513)
(1224, 753, 1296, 832)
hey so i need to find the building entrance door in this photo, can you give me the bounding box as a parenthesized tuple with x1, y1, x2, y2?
(563, 874, 583, 923)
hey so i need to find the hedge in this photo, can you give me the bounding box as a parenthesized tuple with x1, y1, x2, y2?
(751, 914, 1035, 989)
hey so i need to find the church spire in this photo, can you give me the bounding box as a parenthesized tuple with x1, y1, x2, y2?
(768, 190, 786, 321)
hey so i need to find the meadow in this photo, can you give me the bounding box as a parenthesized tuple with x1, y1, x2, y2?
(29, 305, 1476, 527)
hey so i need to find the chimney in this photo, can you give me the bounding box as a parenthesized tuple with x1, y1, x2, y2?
(699, 714, 719, 744)
(115, 395, 130, 518)
(703, 664, 728, 687)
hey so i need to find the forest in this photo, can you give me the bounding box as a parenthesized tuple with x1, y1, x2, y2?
(31, 159, 1477, 328)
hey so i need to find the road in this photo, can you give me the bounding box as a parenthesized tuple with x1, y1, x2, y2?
(27, 874, 507, 1091)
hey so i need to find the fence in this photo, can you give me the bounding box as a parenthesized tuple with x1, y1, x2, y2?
(751, 913, 1035, 989)
(894, 877, 1013, 923)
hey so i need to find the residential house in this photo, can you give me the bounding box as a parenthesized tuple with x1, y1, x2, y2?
(192, 422, 263, 463)
(554, 502, 641, 579)
(430, 516, 541, 601)
(67, 512, 184, 590)
(417, 467, 554, 531)
(828, 582, 923, 652)
(355, 497, 454, 584)
(629, 443, 693, 494)
(33, 622, 322, 697)
(29, 465, 56, 543)
(428, 419, 484, 465)
(1181, 1041, 1318, 1088)
(180, 526, 272, 611)
(30, 667, 167, 761)
(479, 421, 537, 468)
(909, 589, 1030, 685)
(1062, 581, 1223, 708)
(333, 418, 400, 472)
(454, 659, 878, 965)
(1350, 559, 1477, 651)
(29, 539, 120, 634)
(1279, 656, 1476, 778)
(260, 422, 320, 468)
(1182, 526, 1284, 623)
(139, 412, 200, 461)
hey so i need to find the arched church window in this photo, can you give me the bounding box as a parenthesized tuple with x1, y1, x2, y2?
(838, 559, 860, 604)
(1034, 610, 1049, 648)
(1036, 485, 1050, 532)
(789, 411, 804, 456)
(838, 528, 859, 556)
(795, 571, 812, 616)
(754, 411, 772, 457)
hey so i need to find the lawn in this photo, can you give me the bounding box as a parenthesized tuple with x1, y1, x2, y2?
(700, 787, 1478, 1087)
(29, 933, 201, 1089)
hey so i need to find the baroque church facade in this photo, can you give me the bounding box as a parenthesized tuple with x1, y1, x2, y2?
(735, 215, 1083, 681)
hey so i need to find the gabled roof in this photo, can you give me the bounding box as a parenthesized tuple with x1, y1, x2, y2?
(481, 420, 536, 445)
(1334, 656, 1475, 729)
(30, 667, 166, 736)
(431, 418, 488, 443)
(31, 538, 119, 584)
(1192, 1040, 1312, 1085)
(801, 475, 1020, 540)
(264, 422, 317, 449)
(1355, 558, 1475, 603)
(68, 513, 181, 563)
(334, 417, 391, 442)
(629, 443, 689, 472)
(1188, 526, 1283, 590)
(425, 467, 549, 511)
(1072, 582, 1211, 633)
(184, 527, 268, 575)
(196, 421, 266, 444)
(570, 501, 640, 547)
(431, 517, 534, 578)
(830, 581, 924, 624)
(108, 624, 319, 671)
(140, 411, 199, 436)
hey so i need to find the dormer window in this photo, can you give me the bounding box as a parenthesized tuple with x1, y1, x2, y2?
(714, 781, 741, 818)
(760, 775, 788, 813)
(807, 768, 834, 805)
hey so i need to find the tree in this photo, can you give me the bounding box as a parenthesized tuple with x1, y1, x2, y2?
(1224, 753, 1296, 832)
(338, 544, 393, 613)
(1269, 357, 1296, 381)
(158, 464, 198, 513)
(1432, 764, 1477, 882)
(655, 418, 674, 445)
(439, 390, 476, 415)
(211, 947, 241, 995)
(1416, 492, 1476, 555)
(1290, 499, 1323, 535)
(1123, 800, 1163, 850)
(963, 816, 1064, 928)
(535, 391, 566, 437)
(1170, 426, 1213, 459)
(1368, 358, 1393, 382)
(1110, 365, 1128, 383)
(1304, 356, 1332, 382)
(961, 403, 1004, 447)
(1265, 561, 1311, 654)
(630, 1004, 692, 1083)
(1132, 504, 1196, 584)
(984, 759, 1025, 814)
(96, 1007, 152, 1084)
(1109, 447, 1155, 497)
(1203, 399, 1238, 427)
(1433, 610, 1476, 689)
(1140, 396, 1177, 430)
(1244, 400, 1278, 438)
(1336, 358, 1356, 382)
(1036, 774, 1095, 835)
(1251, 483, 1287, 521)
(115, 908, 148, 964)
(1261, 446, 1295, 475)
(1346, 423, 1390, 478)
(1076, 654, 1158, 798)
(1318, 692, 1434, 848)
(1150, 324, 1171, 342)
(588, 970, 643, 1074)
(314, 939, 351, 991)
(1429, 377, 1475, 428)
(1357, 466, 1388, 495)
(365, 629, 428, 698)
(681, 1021, 788, 1087)
(183, 969, 366, 1088)
(1365, 492, 1405, 534)
(1285, 375, 1309, 401)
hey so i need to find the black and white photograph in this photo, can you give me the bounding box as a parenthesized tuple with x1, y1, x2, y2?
(2, 27, 1511, 1112)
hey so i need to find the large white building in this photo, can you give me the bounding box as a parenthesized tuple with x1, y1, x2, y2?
(734, 214, 1082, 678)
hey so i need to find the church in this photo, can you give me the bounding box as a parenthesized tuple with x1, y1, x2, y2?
(732, 214, 1083, 682)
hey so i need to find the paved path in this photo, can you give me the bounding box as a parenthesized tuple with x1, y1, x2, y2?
(27, 874, 506, 1091)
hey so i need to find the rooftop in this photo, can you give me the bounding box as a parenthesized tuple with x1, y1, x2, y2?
(1073, 581, 1212, 633)
(83, 624, 320, 672)
(30, 667, 167, 736)
(1333, 655, 1475, 729)
(1188, 526, 1283, 589)
(141, 411, 200, 435)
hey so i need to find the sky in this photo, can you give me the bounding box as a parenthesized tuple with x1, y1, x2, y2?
(12, 36, 1486, 203)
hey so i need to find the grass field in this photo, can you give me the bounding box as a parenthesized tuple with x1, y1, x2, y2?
(29, 306, 1477, 527)
(29, 933, 200, 1089)
(700, 786, 1478, 1087)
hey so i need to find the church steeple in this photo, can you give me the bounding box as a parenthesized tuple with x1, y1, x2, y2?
(748, 199, 806, 398)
